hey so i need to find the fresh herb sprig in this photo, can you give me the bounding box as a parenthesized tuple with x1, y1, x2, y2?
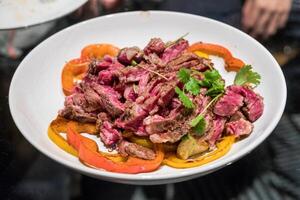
(234, 65, 261, 87)
(175, 87, 194, 109)
(176, 68, 225, 109)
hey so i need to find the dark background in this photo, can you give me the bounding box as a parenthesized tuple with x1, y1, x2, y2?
(1, 1, 300, 199)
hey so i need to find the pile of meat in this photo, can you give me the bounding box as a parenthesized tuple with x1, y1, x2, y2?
(59, 38, 264, 160)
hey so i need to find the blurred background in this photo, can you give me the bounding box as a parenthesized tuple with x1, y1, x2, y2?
(1, 0, 300, 199)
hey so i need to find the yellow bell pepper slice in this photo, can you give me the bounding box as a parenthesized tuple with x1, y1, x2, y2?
(48, 124, 78, 157)
(163, 136, 235, 168)
(48, 117, 125, 162)
(194, 51, 209, 59)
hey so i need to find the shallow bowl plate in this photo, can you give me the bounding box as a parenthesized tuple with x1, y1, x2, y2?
(9, 11, 286, 185)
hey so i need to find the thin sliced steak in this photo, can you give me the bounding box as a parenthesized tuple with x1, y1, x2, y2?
(100, 121, 122, 146)
(144, 38, 165, 55)
(161, 39, 189, 63)
(124, 84, 138, 102)
(225, 118, 253, 137)
(206, 116, 227, 146)
(90, 83, 124, 117)
(149, 127, 187, 143)
(229, 85, 264, 122)
(59, 93, 97, 123)
(118, 47, 143, 65)
(118, 140, 155, 160)
(213, 89, 244, 117)
(143, 115, 176, 134)
(115, 103, 147, 131)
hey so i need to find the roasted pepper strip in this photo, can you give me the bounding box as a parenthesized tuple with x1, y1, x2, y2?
(67, 125, 164, 174)
(81, 43, 120, 60)
(48, 121, 78, 157)
(61, 58, 89, 96)
(51, 116, 97, 134)
(48, 118, 124, 162)
(188, 42, 245, 72)
(163, 136, 234, 168)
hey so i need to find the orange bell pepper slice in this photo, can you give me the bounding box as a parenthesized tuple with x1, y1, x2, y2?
(81, 43, 120, 60)
(163, 136, 235, 168)
(48, 117, 125, 162)
(51, 116, 97, 134)
(188, 42, 245, 72)
(67, 124, 164, 174)
(48, 120, 79, 157)
(61, 58, 89, 96)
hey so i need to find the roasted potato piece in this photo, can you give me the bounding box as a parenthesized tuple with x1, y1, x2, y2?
(177, 135, 209, 159)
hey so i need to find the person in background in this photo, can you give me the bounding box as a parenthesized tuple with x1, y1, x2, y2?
(76, 0, 295, 40)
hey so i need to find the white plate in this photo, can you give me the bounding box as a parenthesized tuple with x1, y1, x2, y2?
(0, 0, 87, 30)
(9, 11, 286, 185)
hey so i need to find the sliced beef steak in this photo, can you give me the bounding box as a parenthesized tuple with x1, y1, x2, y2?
(115, 102, 147, 131)
(206, 116, 227, 146)
(144, 38, 165, 55)
(149, 127, 188, 143)
(143, 115, 176, 135)
(59, 93, 97, 123)
(99, 121, 122, 146)
(118, 140, 156, 160)
(213, 89, 244, 117)
(118, 47, 143, 65)
(161, 39, 189, 63)
(229, 85, 264, 122)
(90, 83, 125, 117)
(225, 118, 253, 137)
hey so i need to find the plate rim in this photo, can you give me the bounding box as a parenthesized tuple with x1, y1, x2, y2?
(9, 10, 287, 182)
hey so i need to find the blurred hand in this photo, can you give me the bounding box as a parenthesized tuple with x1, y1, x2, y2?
(242, 0, 292, 39)
(73, 0, 121, 19)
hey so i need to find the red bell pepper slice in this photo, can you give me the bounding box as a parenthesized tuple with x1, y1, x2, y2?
(66, 125, 164, 174)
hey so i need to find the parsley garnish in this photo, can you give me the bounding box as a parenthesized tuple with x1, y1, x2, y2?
(176, 68, 225, 108)
(177, 68, 190, 84)
(234, 65, 261, 86)
(175, 86, 194, 109)
(185, 77, 200, 95)
(199, 70, 225, 97)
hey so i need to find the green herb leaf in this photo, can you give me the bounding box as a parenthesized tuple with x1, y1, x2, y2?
(190, 115, 206, 135)
(206, 79, 225, 97)
(234, 65, 261, 86)
(185, 77, 200, 95)
(190, 114, 203, 127)
(177, 68, 190, 84)
(175, 86, 194, 109)
(198, 69, 225, 97)
(204, 69, 222, 81)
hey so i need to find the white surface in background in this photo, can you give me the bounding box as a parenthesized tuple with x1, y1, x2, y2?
(0, 0, 87, 29)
